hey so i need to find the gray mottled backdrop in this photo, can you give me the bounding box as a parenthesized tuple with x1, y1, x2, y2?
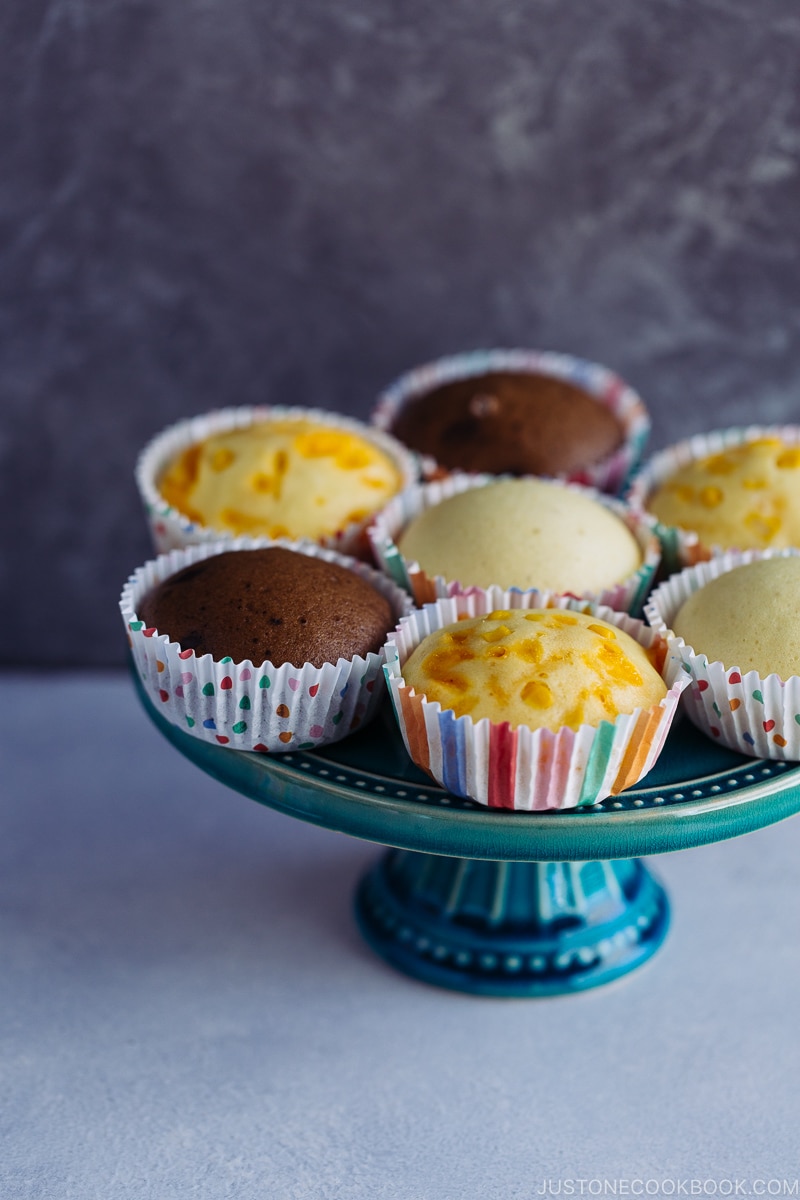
(2, 1, 800, 666)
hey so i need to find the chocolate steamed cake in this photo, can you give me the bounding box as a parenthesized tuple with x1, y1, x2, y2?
(390, 371, 624, 476)
(138, 547, 394, 667)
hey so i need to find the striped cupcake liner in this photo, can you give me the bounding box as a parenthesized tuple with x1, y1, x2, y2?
(368, 473, 661, 618)
(626, 424, 800, 574)
(383, 595, 689, 811)
(121, 536, 413, 754)
(371, 348, 650, 496)
(645, 548, 800, 760)
(135, 404, 418, 557)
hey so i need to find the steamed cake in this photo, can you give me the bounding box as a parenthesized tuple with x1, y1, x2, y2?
(158, 418, 403, 540)
(388, 370, 624, 477)
(138, 546, 394, 668)
(647, 437, 800, 551)
(671, 556, 800, 679)
(401, 608, 667, 732)
(396, 478, 642, 593)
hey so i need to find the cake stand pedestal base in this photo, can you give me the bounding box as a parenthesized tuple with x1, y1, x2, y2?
(355, 851, 669, 997)
(133, 665, 800, 997)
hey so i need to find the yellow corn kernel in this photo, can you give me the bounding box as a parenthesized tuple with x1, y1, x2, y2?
(481, 624, 511, 643)
(515, 637, 544, 664)
(449, 693, 479, 720)
(251, 473, 275, 494)
(667, 484, 696, 504)
(521, 679, 554, 709)
(776, 448, 800, 469)
(699, 485, 724, 508)
(545, 651, 571, 665)
(487, 610, 512, 621)
(744, 512, 781, 542)
(220, 508, 262, 535)
(587, 623, 616, 640)
(159, 445, 201, 505)
(594, 642, 643, 687)
(295, 430, 348, 459)
(337, 447, 373, 470)
(547, 612, 579, 627)
(422, 646, 474, 691)
(702, 454, 736, 476)
(562, 691, 588, 730)
(487, 677, 510, 707)
(209, 447, 235, 472)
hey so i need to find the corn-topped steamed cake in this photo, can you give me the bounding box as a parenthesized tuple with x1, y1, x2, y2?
(647, 437, 800, 551)
(401, 608, 667, 733)
(158, 418, 403, 540)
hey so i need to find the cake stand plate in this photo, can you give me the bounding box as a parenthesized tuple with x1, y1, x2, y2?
(135, 675, 800, 996)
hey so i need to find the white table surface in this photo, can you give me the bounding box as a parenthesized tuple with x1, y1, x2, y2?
(3, 671, 800, 1200)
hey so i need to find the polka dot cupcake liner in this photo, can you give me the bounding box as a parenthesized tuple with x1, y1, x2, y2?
(120, 536, 413, 754)
(135, 404, 418, 558)
(626, 424, 800, 575)
(383, 595, 690, 811)
(367, 472, 661, 618)
(645, 547, 800, 761)
(371, 348, 650, 495)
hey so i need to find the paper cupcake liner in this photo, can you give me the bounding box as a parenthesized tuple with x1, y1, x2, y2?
(120, 536, 413, 753)
(383, 595, 690, 811)
(626, 425, 800, 574)
(135, 405, 418, 557)
(371, 348, 650, 496)
(368, 473, 661, 617)
(645, 547, 800, 760)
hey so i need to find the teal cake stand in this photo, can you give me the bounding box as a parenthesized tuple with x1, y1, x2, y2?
(135, 677, 800, 997)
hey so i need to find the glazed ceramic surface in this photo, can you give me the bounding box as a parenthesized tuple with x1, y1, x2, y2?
(136, 677, 800, 863)
(135, 673, 800, 994)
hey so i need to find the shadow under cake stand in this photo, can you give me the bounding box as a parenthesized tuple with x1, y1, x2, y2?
(135, 674, 800, 997)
